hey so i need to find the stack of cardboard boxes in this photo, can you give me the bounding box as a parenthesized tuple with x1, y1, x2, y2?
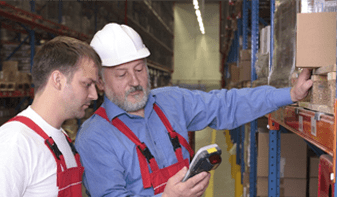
(257, 132, 307, 197)
(296, 12, 336, 115)
(1, 61, 32, 92)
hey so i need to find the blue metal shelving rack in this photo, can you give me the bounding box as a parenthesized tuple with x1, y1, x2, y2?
(249, 1, 259, 196)
(231, 0, 337, 196)
(267, 0, 281, 196)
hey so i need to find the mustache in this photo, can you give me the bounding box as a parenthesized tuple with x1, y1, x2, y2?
(126, 85, 144, 95)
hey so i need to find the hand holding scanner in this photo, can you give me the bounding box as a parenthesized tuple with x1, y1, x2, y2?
(182, 144, 222, 182)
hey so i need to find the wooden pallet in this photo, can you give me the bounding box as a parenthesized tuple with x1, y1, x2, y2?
(298, 65, 336, 115)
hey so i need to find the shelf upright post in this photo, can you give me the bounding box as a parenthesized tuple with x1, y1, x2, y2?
(268, 1, 281, 196)
(242, 0, 248, 51)
(268, 115, 280, 197)
(251, 0, 258, 82)
(270, 0, 275, 71)
(236, 127, 241, 166)
(240, 124, 245, 184)
(58, 0, 63, 24)
(250, 0, 258, 196)
(29, 0, 35, 73)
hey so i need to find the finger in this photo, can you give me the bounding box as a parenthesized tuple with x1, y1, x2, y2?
(298, 68, 312, 82)
(192, 173, 211, 196)
(303, 79, 313, 90)
(173, 166, 188, 182)
(186, 171, 209, 187)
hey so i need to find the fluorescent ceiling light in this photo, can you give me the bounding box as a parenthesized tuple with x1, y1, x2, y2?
(193, 0, 205, 34)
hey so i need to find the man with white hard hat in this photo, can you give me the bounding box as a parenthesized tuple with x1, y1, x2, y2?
(75, 23, 313, 197)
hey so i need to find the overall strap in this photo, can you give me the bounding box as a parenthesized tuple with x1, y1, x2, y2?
(94, 107, 158, 188)
(153, 104, 194, 158)
(65, 135, 82, 167)
(8, 116, 67, 171)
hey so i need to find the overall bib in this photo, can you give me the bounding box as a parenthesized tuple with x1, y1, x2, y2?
(95, 103, 194, 194)
(8, 116, 84, 197)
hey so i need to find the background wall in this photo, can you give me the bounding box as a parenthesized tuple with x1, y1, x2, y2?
(173, 3, 235, 197)
(173, 3, 221, 91)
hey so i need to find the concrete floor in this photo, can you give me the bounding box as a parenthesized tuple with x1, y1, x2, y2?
(195, 127, 235, 197)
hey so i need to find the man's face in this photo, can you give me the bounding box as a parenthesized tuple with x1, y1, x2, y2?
(63, 58, 99, 119)
(102, 59, 150, 112)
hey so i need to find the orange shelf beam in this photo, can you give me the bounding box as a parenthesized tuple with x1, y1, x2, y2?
(0, 88, 34, 98)
(269, 105, 334, 156)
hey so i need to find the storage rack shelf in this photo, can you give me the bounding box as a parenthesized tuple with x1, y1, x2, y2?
(269, 106, 335, 156)
(223, 0, 337, 196)
(0, 1, 89, 41)
(0, 88, 34, 98)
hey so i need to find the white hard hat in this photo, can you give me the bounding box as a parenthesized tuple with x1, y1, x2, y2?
(90, 23, 150, 67)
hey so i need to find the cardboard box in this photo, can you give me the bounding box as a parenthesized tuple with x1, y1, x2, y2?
(2, 60, 18, 72)
(296, 12, 336, 68)
(309, 177, 318, 197)
(229, 63, 240, 83)
(240, 49, 251, 61)
(239, 60, 251, 82)
(257, 177, 307, 197)
(257, 156, 307, 178)
(257, 133, 307, 159)
(310, 157, 319, 178)
(257, 133, 307, 179)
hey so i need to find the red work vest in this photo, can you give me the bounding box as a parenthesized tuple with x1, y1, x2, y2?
(8, 116, 84, 197)
(95, 104, 194, 194)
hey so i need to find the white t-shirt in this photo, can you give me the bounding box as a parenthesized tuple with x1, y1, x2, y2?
(0, 106, 77, 197)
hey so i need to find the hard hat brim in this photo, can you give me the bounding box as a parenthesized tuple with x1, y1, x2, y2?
(101, 47, 150, 67)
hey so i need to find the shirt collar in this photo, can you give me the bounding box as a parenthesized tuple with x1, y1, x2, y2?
(102, 93, 156, 121)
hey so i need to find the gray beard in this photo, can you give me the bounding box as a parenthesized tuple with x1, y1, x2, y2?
(109, 81, 151, 112)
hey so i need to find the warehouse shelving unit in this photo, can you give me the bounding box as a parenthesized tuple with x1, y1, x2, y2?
(222, 0, 336, 196)
(224, 0, 337, 196)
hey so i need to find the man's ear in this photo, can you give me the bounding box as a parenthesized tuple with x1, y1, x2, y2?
(50, 70, 65, 90)
(96, 76, 104, 91)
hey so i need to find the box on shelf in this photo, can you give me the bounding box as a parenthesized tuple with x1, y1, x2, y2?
(310, 157, 319, 178)
(239, 60, 251, 82)
(229, 63, 240, 83)
(2, 60, 18, 72)
(311, 73, 336, 107)
(309, 177, 318, 197)
(257, 177, 307, 197)
(257, 132, 307, 179)
(240, 49, 251, 61)
(296, 12, 336, 68)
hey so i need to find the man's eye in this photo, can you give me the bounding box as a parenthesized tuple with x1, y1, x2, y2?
(84, 82, 91, 87)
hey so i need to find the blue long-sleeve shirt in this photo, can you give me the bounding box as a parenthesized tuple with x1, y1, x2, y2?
(75, 86, 293, 197)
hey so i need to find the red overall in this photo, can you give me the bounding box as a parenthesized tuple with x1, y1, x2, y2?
(8, 116, 84, 197)
(95, 104, 194, 194)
